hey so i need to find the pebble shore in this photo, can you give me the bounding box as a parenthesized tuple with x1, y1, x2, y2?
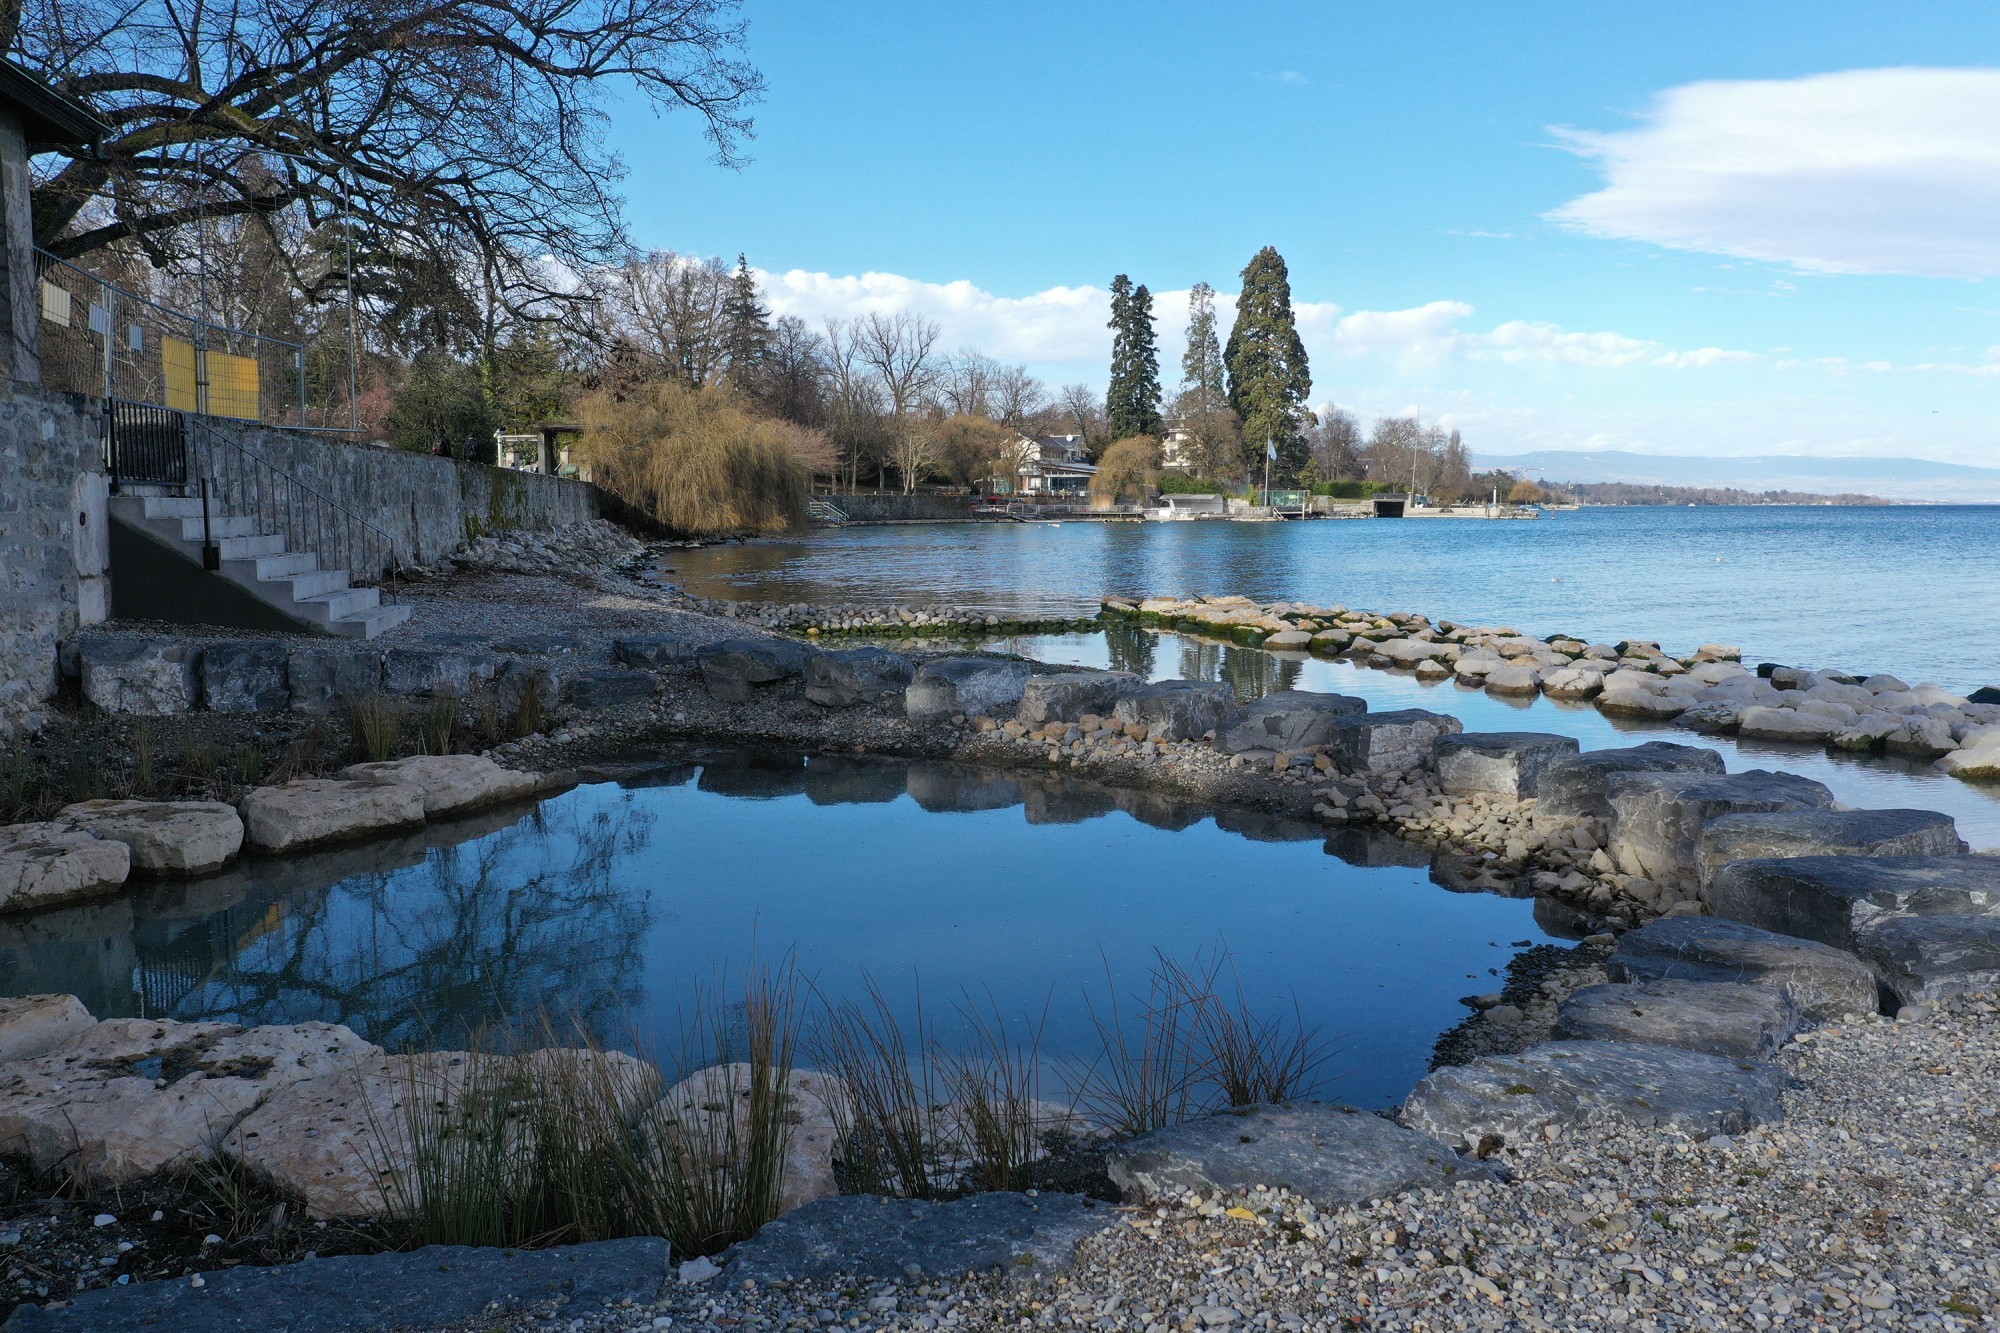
(470, 995, 1999, 1333)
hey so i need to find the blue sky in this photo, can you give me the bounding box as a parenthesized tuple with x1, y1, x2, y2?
(606, 2, 2000, 465)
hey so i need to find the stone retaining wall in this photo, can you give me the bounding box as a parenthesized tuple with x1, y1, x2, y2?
(821, 493, 973, 523)
(0, 386, 108, 737)
(200, 420, 600, 568)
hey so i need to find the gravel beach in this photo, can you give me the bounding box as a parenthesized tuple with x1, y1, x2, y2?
(460, 996, 1999, 1333)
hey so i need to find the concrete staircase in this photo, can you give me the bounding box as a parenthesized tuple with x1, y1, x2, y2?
(109, 494, 413, 639)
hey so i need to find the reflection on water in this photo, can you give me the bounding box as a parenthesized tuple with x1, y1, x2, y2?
(0, 749, 1560, 1109)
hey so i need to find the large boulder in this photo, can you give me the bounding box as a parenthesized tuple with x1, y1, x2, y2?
(1104, 1102, 1494, 1209)
(1537, 742, 1727, 819)
(805, 647, 918, 711)
(1605, 915, 1880, 1019)
(78, 638, 199, 715)
(1937, 731, 2000, 781)
(339, 755, 538, 819)
(1553, 979, 1802, 1060)
(1400, 1040, 1789, 1154)
(905, 657, 1034, 722)
(1482, 664, 1543, 696)
(1735, 706, 1843, 742)
(198, 641, 290, 713)
(1695, 807, 1963, 887)
(1217, 690, 1367, 756)
(1369, 638, 1451, 667)
(696, 638, 813, 704)
(1604, 770, 1836, 885)
(563, 667, 655, 710)
(654, 1064, 847, 1214)
(610, 634, 699, 668)
(1853, 915, 2000, 1007)
(1014, 670, 1140, 727)
(380, 646, 498, 699)
(0, 1018, 380, 1185)
(0, 824, 130, 914)
(1432, 733, 1580, 799)
(286, 646, 382, 713)
(726, 1192, 1120, 1283)
(1329, 709, 1464, 775)
(1540, 666, 1605, 701)
(1110, 679, 1239, 741)
(238, 779, 428, 854)
(52, 799, 245, 876)
(1707, 854, 2000, 951)
(0, 995, 94, 1063)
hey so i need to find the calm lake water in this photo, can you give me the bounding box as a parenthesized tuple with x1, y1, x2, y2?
(0, 750, 1557, 1110)
(665, 506, 2000, 692)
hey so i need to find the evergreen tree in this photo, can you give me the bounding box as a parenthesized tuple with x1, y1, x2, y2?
(722, 252, 773, 387)
(1180, 281, 1226, 414)
(1224, 246, 1313, 480)
(1105, 274, 1162, 440)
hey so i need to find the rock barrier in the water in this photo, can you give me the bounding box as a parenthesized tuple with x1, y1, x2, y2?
(1101, 595, 2000, 785)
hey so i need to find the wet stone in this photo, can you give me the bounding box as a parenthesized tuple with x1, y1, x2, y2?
(1606, 915, 1881, 1020)
(1554, 979, 1803, 1060)
(725, 1192, 1119, 1283)
(1104, 1101, 1496, 1209)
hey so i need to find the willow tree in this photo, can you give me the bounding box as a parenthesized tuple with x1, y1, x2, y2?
(1224, 247, 1313, 481)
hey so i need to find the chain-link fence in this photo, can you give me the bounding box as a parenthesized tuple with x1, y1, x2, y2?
(34, 250, 311, 428)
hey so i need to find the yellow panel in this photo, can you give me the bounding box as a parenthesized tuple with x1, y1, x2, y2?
(206, 349, 261, 421)
(39, 281, 71, 327)
(163, 337, 199, 412)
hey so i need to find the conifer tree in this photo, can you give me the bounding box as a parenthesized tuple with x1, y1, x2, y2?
(1224, 246, 1313, 480)
(1180, 281, 1226, 415)
(723, 253, 773, 387)
(1106, 274, 1163, 441)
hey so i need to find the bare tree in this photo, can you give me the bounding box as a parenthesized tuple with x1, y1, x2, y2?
(17, 0, 764, 333)
(596, 251, 732, 386)
(760, 315, 828, 426)
(822, 318, 886, 493)
(886, 417, 939, 495)
(855, 312, 941, 419)
(1168, 387, 1242, 481)
(1057, 382, 1104, 454)
(939, 350, 999, 417)
(1307, 408, 1365, 481)
(990, 364, 1048, 428)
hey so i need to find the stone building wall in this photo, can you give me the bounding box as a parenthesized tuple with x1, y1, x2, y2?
(0, 385, 108, 736)
(198, 422, 599, 570)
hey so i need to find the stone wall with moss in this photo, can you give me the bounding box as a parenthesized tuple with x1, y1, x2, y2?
(199, 422, 599, 568)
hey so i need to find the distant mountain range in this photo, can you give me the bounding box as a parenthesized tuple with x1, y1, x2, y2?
(1472, 451, 2000, 503)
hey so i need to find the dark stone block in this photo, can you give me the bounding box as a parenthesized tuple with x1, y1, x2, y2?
(286, 646, 382, 713)
(1538, 742, 1727, 819)
(1216, 690, 1367, 756)
(1708, 854, 2000, 951)
(564, 667, 654, 710)
(1432, 732, 1581, 799)
(1969, 685, 2000, 705)
(1855, 914, 2000, 1006)
(1606, 769, 1836, 885)
(806, 646, 915, 710)
(199, 641, 289, 713)
(726, 1193, 1118, 1283)
(696, 638, 812, 704)
(4, 1238, 667, 1331)
(1109, 679, 1239, 741)
(1696, 807, 1963, 887)
(611, 634, 698, 668)
(1607, 915, 1880, 1019)
(1554, 979, 1801, 1059)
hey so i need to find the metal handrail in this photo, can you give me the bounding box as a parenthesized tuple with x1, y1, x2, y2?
(187, 418, 403, 592)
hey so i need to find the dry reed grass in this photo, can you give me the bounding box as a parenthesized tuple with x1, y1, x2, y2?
(578, 381, 812, 535)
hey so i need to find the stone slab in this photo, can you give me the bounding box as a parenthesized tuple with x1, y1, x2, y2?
(1554, 979, 1802, 1060)
(285, 646, 382, 713)
(1605, 770, 1836, 885)
(905, 658, 1034, 722)
(1538, 742, 1727, 819)
(0, 995, 93, 1064)
(725, 1192, 1118, 1283)
(1104, 1101, 1494, 1209)
(1216, 691, 1367, 756)
(697, 638, 812, 704)
(338, 755, 538, 819)
(1400, 1040, 1789, 1153)
(1110, 679, 1239, 742)
(0, 824, 130, 915)
(1014, 670, 1140, 727)
(198, 641, 290, 714)
(1330, 709, 1463, 775)
(1707, 854, 2000, 951)
(4, 1237, 669, 1331)
(0, 1018, 380, 1185)
(1606, 915, 1881, 1019)
(52, 799, 244, 876)
(78, 638, 199, 715)
(1853, 914, 2000, 1006)
(611, 634, 699, 668)
(806, 647, 918, 711)
(1695, 807, 1963, 887)
(1432, 732, 1581, 799)
(237, 779, 428, 854)
(564, 667, 655, 710)
(380, 646, 498, 699)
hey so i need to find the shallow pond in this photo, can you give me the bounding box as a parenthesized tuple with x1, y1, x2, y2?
(0, 749, 1559, 1110)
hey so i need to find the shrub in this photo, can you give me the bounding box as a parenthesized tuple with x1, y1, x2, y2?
(1090, 435, 1161, 502)
(578, 380, 811, 535)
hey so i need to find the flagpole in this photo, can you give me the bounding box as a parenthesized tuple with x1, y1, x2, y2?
(1263, 433, 1271, 508)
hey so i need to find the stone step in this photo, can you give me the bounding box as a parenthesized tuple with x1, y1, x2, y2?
(296, 586, 380, 623)
(327, 601, 413, 640)
(271, 567, 351, 600)
(241, 550, 319, 579)
(174, 514, 263, 541)
(134, 494, 206, 520)
(213, 532, 285, 560)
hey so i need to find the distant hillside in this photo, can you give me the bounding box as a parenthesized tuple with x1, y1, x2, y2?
(1555, 481, 1888, 507)
(1473, 451, 2000, 503)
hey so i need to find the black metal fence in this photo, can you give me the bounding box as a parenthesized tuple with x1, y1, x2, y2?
(105, 400, 190, 488)
(189, 424, 402, 588)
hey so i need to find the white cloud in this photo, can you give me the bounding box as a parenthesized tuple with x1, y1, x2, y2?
(1550, 67, 2000, 277)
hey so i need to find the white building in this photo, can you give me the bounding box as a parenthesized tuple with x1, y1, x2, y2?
(991, 434, 1096, 496)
